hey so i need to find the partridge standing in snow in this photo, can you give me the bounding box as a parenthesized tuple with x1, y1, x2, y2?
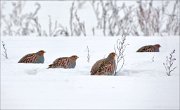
(91, 52, 116, 75)
(136, 44, 161, 52)
(18, 50, 45, 63)
(48, 55, 79, 69)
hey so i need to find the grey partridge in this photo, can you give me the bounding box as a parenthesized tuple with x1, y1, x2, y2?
(18, 50, 45, 63)
(137, 44, 161, 52)
(91, 52, 116, 75)
(48, 55, 79, 69)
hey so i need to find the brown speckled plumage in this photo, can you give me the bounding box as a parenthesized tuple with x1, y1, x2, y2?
(48, 55, 79, 69)
(18, 50, 45, 63)
(137, 44, 161, 52)
(91, 52, 116, 75)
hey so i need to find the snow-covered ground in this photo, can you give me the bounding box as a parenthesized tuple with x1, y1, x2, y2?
(1, 36, 179, 109)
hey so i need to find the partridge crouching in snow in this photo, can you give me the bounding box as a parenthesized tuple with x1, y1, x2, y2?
(48, 55, 79, 69)
(18, 50, 45, 63)
(136, 44, 161, 52)
(91, 52, 116, 75)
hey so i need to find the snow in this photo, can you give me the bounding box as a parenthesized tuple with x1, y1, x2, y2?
(1, 36, 179, 109)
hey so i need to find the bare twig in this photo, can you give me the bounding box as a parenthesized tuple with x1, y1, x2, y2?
(92, 27, 95, 36)
(87, 46, 90, 63)
(1, 0, 179, 36)
(1, 2, 41, 36)
(1, 41, 8, 59)
(32, 17, 42, 36)
(166, 0, 179, 36)
(74, 11, 86, 36)
(70, 1, 75, 36)
(114, 31, 129, 75)
(48, 15, 69, 37)
(69, 2, 86, 36)
(152, 56, 155, 62)
(91, 0, 134, 36)
(91, 1, 102, 28)
(163, 49, 177, 76)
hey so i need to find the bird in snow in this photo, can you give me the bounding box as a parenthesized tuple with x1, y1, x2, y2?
(18, 50, 45, 63)
(48, 55, 79, 69)
(91, 52, 116, 75)
(136, 44, 161, 52)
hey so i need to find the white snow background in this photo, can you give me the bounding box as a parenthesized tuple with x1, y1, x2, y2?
(1, 0, 180, 109)
(1, 36, 179, 109)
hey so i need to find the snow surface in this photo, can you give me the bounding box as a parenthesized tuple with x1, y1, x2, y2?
(1, 36, 179, 109)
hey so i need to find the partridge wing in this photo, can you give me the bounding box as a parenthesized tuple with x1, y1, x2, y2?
(137, 45, 153, 52)
(146, 46, 155, 52)
(52, 57, 70, 68)
(91, 59, 105, 75)
(18, 53, 38, 63)
(53, 57, 67, 63)
(96, 61, 115, 75)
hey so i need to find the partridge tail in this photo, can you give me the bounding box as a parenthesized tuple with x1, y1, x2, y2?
(47, 64, 53, 69)
(90, 69, 96, 75)
(90, 71, 94, 75)
(137, 48, 143, 52)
